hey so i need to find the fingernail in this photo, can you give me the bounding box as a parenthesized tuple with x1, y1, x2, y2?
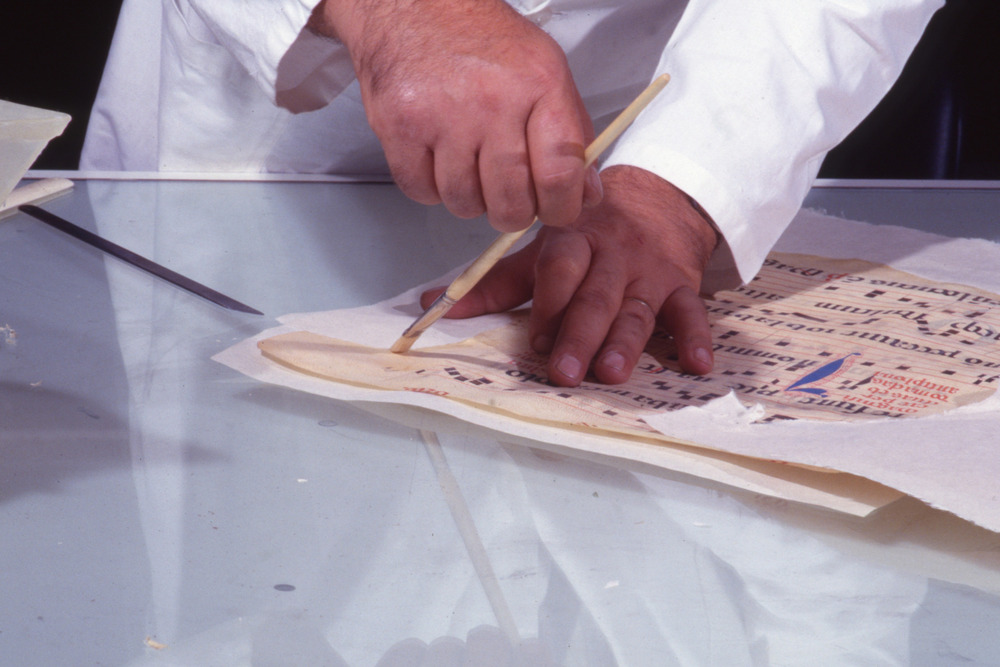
(600, 350, 626, 373)
(694, 346, 713, 368)
(555, 354, 582, 381)
(584, 166, 603, 206)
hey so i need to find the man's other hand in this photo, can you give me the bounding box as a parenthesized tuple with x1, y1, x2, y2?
(420, 166, 719, 387)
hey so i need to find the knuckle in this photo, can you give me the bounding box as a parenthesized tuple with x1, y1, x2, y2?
(620, 305, 656, 330)
(536, 252, 588, 283)
(436, 165, 485, 218)
(448, 203, 486, 220)
(536, 199, 579, 228)
(489, 198, 535, 231)
(569, 286, 618, 315)
(533, 164, 580, 196)
(667, 286, 709, 319)
(553, 335, 592, 359)
(521, 38, 572, 83)
(441, 190, 485, 219)
(489, 163, 536, 228)
(390, 168, 437, 205)
(371, 94, 436, 143)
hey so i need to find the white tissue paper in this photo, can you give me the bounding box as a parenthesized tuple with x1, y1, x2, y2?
(0, 99, 70, 206)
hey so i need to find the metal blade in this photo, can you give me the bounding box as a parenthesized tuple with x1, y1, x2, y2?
(20, 204, 264, 316)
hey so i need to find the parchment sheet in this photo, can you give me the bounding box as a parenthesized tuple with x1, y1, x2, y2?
(216, 210, 1000, 529)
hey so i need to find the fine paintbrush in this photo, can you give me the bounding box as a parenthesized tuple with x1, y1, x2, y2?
(391, 73, 670, 354)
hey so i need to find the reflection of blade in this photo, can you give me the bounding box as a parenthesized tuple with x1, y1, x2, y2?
(20, 205, 263, 315)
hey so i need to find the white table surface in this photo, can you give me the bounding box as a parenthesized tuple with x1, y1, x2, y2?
(3, 175, 1000, 666)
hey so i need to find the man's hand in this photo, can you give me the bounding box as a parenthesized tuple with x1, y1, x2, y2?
(310, 0, 601, 232)
(421, 166, 719, 387)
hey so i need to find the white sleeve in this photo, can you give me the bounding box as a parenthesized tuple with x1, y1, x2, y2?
(602, 0, 945, 293)
(81, 0, 164, 171)
(182, 0, 357, 112)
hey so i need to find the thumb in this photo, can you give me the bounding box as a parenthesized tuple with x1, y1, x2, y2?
(419, 241, 541, 318)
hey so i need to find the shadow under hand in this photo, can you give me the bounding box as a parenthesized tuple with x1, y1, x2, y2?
(0, 381, 225, 503)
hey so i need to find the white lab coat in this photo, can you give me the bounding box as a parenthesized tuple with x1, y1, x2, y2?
(82, 0, 943, 291)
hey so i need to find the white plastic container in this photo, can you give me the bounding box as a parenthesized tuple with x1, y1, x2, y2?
(0, 100, 71, 206)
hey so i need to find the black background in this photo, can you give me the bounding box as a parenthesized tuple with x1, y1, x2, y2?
(2, 0, 123, 169)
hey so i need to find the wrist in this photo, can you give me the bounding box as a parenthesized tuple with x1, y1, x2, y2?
(600, 165, 720, 270)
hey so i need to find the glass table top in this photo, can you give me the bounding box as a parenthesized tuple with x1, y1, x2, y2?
(2, 176, 1000, 666)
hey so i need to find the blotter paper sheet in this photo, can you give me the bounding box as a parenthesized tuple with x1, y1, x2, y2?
(216, 210, 1000, 531)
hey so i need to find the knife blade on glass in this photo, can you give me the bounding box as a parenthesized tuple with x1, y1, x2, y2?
(20, 204, 263, 316)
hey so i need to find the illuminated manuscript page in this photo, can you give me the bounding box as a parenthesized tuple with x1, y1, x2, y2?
(259, 253, 1000, 429)
(216, 211, 1000, 530)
